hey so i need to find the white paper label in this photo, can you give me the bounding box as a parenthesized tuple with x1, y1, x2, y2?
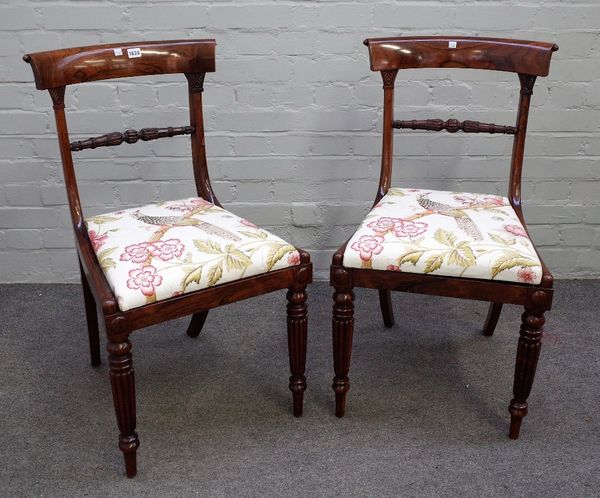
(127, 48, 142, 58)
(113, 48, 123, 56)
(448, 41, 457, 48)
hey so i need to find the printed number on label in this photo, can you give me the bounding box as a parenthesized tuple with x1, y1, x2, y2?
(127, 48, 142, 58)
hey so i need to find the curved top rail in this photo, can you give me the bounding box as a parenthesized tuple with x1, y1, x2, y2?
(364, 36, 558, 76)
(24, 39, 216, 90)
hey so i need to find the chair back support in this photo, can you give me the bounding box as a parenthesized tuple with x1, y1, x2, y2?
(364, 36, 558, 211)
(23, 39, 217, 232)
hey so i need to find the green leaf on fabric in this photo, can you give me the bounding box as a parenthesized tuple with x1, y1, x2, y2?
(447, 242, 476, 267)
(489, 233, 516, 246)
(397, 250, 424, 266)
(194, 240, 224, 254)
(225, 245, 252, 271)
(265, 244, 295, 271)
(423, 252, 446, 273)
(239, 230, 268, 239)
(491, 255, 539, 279)
(433, 228, 457, 247)
(207, 263, 223, 287)
(183, 266, 203, 289)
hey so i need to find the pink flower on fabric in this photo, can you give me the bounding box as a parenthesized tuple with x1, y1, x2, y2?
(351, 235, 385, 261)
(454, 195, 476, 205)
(454, 194, 506, 207)
(505, 224, 528, 238)
(240, 218, 259, 228)
(148, 239, 185, 261)
(386, 265, 402, 272)
(120, 242, 151, 263)
(368, 217, 402, 235)
(126, 266, 163, 296)
(288, 252, 301, 266)
(190, 198, 213, 207)
(166, 198, 213, 212)
(367, 217, 428, 238)
(481, 195, 506, 207)
(393, 220, 428, 238)
(517, 267, 537, 284)
(88, 230, 108, 251)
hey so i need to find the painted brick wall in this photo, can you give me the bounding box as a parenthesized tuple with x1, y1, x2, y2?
(1, 1, 599, 282)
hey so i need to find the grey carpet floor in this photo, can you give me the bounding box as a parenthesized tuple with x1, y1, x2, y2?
(0, 281, 599, 497)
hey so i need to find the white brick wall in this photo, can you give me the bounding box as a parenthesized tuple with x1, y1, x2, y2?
(1, 0, 599, 282)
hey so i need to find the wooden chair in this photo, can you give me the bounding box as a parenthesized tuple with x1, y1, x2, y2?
(24, 40, 312, 477)
(330, 36, 558, 438)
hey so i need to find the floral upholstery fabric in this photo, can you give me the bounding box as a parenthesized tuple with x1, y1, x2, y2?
(343, 188, 542, 285)
(86, 198, 300, 311)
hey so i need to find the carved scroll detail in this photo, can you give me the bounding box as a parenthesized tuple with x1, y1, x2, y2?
(70, 125, 194, 151)
(48, 87, 65, 108)
(185, 72, 206, 93)
(393, 118, 516, 135)
(381, 70, 398, 89)
(519, 74, 537, 96)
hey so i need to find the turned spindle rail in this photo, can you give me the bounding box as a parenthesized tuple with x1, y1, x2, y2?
(70, 125, 195, 151)
(392, 118, 516, 134)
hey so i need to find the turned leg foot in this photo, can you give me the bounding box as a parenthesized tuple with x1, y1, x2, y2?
(287, 285, 308, 417)
(107, 339, 139, 477)
(508, 307, 545, 439)
(378, 290, 394, 328)
(79, 260, 101, 367)
(186, 310, 209, 338)
(483, 302, 503, 336)
(332, 286, 354, 417)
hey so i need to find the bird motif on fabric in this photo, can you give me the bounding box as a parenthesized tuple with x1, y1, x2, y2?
(132, 211, 241, 241)
(416, 194, 483, 240)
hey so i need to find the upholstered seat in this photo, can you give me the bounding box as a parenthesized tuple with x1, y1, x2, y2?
(86, 197, 300, 311)
(343, 187, 542, 284)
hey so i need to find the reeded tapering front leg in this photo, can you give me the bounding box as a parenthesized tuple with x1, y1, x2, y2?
(107, 339, 139, 477)
(483, 302, 503, 336)
(287, 284, 308, 417)
(332, 284, 354, 418)
(378, 290, 394, 328)
(186, 310, 209, 338)
(79, 260, 101, 366)
(509, 305, 545, 439)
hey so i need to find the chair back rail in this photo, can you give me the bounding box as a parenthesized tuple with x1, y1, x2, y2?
(23, 39, 218, 228)
(23, 39, 215, 89)
(365, 36, 557, 76)
(364, 36, 558, 210)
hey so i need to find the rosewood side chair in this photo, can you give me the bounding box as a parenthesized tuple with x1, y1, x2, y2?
(331, 36, 558, 439)
(24, 40, 312, 477)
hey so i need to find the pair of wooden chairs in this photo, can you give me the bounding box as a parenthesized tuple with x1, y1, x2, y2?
(24, 36, 557, 477)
